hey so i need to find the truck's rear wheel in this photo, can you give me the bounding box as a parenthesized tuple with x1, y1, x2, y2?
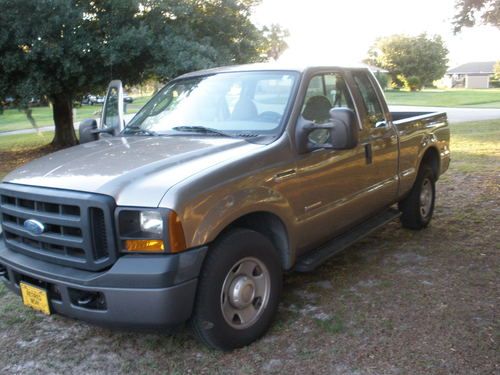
(399, 165, 436, 229)
(191, 229, 282, 350)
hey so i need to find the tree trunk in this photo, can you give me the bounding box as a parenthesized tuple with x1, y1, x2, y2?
(51, 94, 78, 148)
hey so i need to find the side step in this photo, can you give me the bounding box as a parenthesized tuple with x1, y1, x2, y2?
(295, 208, 401, 272)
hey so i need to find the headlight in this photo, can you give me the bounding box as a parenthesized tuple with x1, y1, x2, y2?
(116, 208, 186, 253)
(140, 211, 163, 235)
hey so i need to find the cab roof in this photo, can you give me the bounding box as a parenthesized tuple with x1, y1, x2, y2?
(176, 62, 370, 79)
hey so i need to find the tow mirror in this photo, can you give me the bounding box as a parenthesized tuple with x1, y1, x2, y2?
(328, 108, 358, 149)
(79, 119, 98, 144)
(295, 107, 358, 154)
(100, 80, 124, 136)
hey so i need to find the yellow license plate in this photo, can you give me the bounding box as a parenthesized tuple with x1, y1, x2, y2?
(20, 282, 51, 315)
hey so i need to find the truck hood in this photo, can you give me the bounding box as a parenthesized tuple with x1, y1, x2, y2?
(3, 136, 261, 207)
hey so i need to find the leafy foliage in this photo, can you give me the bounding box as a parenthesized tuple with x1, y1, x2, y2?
(261, 24, 290, 61)
(494, 61, 500, 79)
(453, 0, 500, 32)
(373, 72, 389, 90)
(0, 0, 275, 147)
(366, 34, 449, 90)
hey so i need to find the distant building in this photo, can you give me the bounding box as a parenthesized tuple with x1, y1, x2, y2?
(445, 61, 496, 89)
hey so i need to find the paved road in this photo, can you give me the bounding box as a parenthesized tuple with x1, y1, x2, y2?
(1, 106, 499, 137)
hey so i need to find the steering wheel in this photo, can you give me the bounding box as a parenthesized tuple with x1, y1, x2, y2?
(258, 111, 282, 123)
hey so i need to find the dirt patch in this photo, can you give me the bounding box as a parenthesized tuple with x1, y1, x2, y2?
(0, 145, 56, 179)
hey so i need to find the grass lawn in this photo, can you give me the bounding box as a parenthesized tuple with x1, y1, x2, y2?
(385, 88, 500, 108)
(0, 96, 151, 133)
(0, 132, 55, 179)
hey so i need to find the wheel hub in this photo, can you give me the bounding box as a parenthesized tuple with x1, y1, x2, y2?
(229, 276, 255, 308)
(220, 257, 271, 330)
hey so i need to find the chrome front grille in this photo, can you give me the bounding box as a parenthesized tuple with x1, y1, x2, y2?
(0, 184, 116, 271)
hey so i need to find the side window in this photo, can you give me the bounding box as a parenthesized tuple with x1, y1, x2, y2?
(302, 73, 354, 145)
(301, 73, 353, 124)
(352, 72, 385, 127)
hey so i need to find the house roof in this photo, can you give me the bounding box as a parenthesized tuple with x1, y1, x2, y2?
(447, 61, 496, 75)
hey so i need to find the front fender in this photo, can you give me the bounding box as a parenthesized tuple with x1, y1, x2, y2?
(182, 186, 297, 260)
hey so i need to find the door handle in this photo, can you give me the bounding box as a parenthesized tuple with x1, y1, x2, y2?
(364, 143, 373, 164)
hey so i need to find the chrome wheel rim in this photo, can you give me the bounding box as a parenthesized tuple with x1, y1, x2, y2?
(419, 178, 433, 218)
(220, 257, 270, 330)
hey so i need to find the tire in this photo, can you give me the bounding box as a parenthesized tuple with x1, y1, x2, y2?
(399, 165, 436, 229)
(190, 228, 282, 350)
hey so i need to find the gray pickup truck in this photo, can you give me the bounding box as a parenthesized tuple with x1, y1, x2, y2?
(0, 64, 450, 350)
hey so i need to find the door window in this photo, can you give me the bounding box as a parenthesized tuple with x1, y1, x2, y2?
(301, 73, 354, 144)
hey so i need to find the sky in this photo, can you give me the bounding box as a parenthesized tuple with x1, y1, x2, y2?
(252, 0, 500, 68)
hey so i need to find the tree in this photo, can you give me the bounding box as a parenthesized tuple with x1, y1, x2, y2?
(366, 34, 449, 90)
(0, 0, 269, 148)
(261, 24, 290, 61)
(494, 61, 500, 79)
(453, 0, 500, 32)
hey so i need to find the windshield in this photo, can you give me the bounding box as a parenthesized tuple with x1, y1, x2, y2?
(124, 71, 298, 141)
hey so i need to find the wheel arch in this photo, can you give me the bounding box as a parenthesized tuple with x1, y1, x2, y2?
(217, 211, 293, 270)
(419, 146, 440, 180)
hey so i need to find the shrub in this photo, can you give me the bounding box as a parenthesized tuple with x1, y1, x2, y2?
(490, 80, 500, 88)
(405, 76, 422, 91)
(374, 72, 389, 90)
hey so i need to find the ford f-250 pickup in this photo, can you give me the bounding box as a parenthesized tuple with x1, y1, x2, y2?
(0, 64, 450, 350)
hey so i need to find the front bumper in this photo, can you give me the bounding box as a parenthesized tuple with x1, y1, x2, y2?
(0, 236, 207, 329)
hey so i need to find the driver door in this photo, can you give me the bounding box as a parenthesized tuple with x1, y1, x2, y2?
(293, 72, 370, 252)
(100, 80, 125, 135)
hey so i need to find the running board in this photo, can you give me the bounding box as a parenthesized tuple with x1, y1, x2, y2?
(295, 208, 401, 272)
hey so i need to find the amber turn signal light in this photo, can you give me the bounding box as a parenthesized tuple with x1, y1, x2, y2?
(124, 239, 165, 252)
(168, 211, 186, 253)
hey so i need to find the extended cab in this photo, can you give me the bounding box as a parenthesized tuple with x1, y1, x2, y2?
(0, 64, 450, 350)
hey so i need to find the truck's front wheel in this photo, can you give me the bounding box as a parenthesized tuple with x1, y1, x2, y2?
(191, 229, 282, 350)
(399, 165, 436, 229)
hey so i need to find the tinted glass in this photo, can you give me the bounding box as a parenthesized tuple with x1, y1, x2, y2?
(301, 73, 354, 124)
(301, 73, 354, 145)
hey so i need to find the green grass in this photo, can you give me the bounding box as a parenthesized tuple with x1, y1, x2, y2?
(0, 131, 54, 151)
(385, 89, 500, 108)
(0, 132, 55, 178)
(0, 96, 151, 133)
(313, 315, 345, 334)
(448, 119, 500, 173)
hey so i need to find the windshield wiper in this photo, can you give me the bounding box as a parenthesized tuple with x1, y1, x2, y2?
(171, 126, 234, 138)
(123, 126, 159, 137)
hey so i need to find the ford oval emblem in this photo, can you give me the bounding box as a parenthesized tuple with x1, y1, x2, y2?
(23, 219, 45, 235)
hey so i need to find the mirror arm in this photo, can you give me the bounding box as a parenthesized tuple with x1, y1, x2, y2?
(91, 127, 114, 135)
